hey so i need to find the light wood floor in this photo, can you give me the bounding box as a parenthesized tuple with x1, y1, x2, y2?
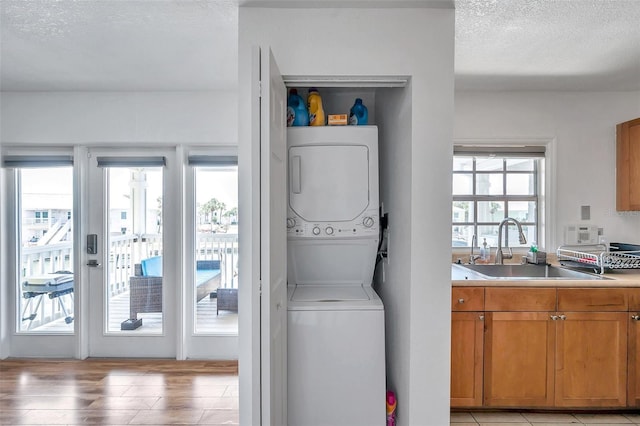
(0, 358, 239, 425)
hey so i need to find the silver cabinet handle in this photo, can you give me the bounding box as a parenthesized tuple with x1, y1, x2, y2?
(479, 314, 484, 321)
(632, 315, 640, 321)
(559, 315, 567, 320)
(458, 298, 465, 304)
(550, 315, 558, 321)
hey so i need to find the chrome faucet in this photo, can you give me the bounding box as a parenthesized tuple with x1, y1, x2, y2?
(469, 234, 480, 264)
(495, 217, 527, 264)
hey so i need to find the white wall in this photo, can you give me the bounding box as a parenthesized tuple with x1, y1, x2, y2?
(239, 7, 454, 425)
(455, 90, 640, 248)
(2, 91, 237, 144)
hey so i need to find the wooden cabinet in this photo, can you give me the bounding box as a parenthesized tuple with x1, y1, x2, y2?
(451, 288, 484, 407)
(555, 289, 629, 407)
(483, 311, 555, 407)
(630, 288, 640, 407)
(555, 312, 628, 407)
(451, 312, 484, 407)
(616, 117, 640, 211)
(452, 285, 640, 409)
(452, 287, 484, 311)
(482, 288, 556, 407)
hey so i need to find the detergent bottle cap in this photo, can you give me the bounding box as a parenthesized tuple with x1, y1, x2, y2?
(386, 390, 396, 405)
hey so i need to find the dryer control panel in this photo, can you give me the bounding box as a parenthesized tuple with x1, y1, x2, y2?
(287, 208, 379, 238)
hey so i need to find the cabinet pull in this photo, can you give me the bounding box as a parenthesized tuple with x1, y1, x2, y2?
(479, 314, 484, 321)
(458, 298, 465, 304)
(559, 315, 567, 320)
(550, 315, 558, 321)
(632, 315, 640, 321)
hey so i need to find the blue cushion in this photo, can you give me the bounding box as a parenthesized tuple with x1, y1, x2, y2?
(141, 256, 162, 277)
(196, 269, 221, 286)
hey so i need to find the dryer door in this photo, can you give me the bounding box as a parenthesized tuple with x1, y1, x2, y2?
(289, 144, 370, 222)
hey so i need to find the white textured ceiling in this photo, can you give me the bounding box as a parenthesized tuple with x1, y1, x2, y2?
(0, 0, 239, 91)
(455, 0, 640, 90)
(0, 0, 639, 91)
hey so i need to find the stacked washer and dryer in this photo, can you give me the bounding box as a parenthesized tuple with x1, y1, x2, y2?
(287, 126, 386, 426)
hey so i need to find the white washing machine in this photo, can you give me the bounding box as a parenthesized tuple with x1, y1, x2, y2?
(287, 126, 386, 426)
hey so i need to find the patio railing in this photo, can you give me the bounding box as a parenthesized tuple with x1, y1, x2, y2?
(22, 233, 239, 297)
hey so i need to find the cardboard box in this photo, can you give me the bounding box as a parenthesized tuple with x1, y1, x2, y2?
(328, 114, 348, 125)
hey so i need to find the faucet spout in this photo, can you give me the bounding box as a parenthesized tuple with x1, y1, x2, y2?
(495, 217, 527, 264)
(469, 234, 480, 264)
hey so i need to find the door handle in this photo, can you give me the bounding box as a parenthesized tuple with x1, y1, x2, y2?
(87, 259, 100, 267)
(291, 155, 301, 194)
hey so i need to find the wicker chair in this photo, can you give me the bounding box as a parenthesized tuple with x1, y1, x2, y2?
(216, 288, 238, 315)
(123, 257, 221, 330)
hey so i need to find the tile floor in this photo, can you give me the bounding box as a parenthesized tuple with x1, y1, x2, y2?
(452, 411, 640, 426)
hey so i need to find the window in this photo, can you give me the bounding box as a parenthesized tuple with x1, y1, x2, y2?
(452, 146, 545, 249)
(34, 211, 49, 224)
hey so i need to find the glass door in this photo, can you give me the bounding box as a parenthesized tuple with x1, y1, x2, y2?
(16, 166, 75, 334)
(184, 153, 239, 359)
(87, 150, 177, 357)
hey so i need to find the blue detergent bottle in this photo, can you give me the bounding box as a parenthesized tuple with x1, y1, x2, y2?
(349, 98, 368, 125)
(287, 89, 309, 127)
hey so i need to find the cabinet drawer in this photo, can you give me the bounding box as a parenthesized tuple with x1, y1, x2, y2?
(557, 288, 628, 311)
(630, 288, 640, 311)
(452, 287, 484, 311)
(485, 287, 556, 311)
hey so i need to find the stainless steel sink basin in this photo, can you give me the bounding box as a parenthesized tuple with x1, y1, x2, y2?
(451, 263, 609, 280)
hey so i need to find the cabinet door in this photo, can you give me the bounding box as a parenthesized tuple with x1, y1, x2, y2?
(616, 117, 640, 211)
(451, 312, 484, 407)
(452, 287, 484, 311)
(483, 312, 555, 407)
(555, 312, 627, 407)
(629, 313, 640, 407)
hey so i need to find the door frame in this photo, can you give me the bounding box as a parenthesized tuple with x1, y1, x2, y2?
(85, 147, 180, 358)
(1, 147, 78, 358)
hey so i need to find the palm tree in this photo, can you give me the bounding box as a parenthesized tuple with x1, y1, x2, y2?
(201, 198, 226, 230)
(223, 207, 238, 224)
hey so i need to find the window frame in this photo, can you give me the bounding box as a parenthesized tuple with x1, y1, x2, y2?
(452, 141, 553, 251)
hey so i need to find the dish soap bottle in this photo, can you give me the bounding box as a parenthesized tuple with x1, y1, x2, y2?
(480, 238, 489, 262)
(307, 88, 325, 126)
(349, 98, 368, 125)
(287, 89, 309, 127)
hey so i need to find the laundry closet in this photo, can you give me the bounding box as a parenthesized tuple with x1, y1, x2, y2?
(283, 82, 410, 425)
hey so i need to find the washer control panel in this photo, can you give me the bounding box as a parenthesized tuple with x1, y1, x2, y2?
(287, 209, 379, 238)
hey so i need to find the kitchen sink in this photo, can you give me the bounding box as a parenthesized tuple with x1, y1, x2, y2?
(451, 263, 610, 280)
